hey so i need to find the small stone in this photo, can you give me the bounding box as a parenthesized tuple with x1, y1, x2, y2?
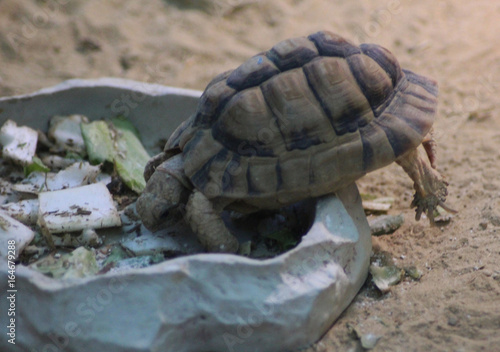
(360, 333, 381, 349)
(447, 315, 459, 326)
(482, 270, 492, 277)
(369, 214, 404, 236)
(404, 266, 423, 280)
(347, 323, 382, 350)
(370, 264, 404, 292)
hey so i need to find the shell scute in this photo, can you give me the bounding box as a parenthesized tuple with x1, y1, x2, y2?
(347, 53, 394, 113)
(260, 68, 335, 151)
(360, 43, 402, 88)
(267, 36, 319, 71)
(277, 149, 312, 194)
(309, 130, 364, 189)
(403, 68, 438, 96)
(183, 130, 223, 179)
(226, 55, 279, 91)
(303, 56, 374, 135)
(211, 87, 284, 157)
(308, 31, 361, 57)
(194, 77, 237, 128)
(359, 122, 395, 172)
(246, 157, 280, 195)
(375, 112, 423, 158)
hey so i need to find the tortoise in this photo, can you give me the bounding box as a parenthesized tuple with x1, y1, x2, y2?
(136, 30, 454, 253)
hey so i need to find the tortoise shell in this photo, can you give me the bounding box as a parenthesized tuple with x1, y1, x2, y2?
(167, 31, 438, 208)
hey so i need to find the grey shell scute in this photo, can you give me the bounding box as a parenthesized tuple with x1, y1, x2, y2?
(175, 30, 438, 205)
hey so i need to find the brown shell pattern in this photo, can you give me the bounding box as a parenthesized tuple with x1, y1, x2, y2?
(172, 31, 438, 206)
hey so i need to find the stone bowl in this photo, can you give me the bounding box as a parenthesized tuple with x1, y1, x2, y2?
(0, 78, 371, 352)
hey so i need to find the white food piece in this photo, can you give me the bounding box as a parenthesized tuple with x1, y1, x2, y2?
(95, 172, 113, 186)
(0, 211, 35, 259)
(0, 119, 38, 166)
(77, 228, 102, 248)
(0, 199, 39, 225)
(362, 200, 392, 213)
(37, 183, 121, 234)
(13, 161, 101, 194)
(48, 114, 88, 154)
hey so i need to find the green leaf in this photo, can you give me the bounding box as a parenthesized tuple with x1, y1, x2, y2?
(102, 245, 131, 267)
(30, 247, 98, 279)
(111, 116, 141, 139)
(81, 118, 150, 193)
(80, 121, 114, 164)
(23, 156, 50, 177)
(111, 118, 150, 193)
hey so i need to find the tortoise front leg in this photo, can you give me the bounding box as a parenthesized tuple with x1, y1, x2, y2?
(396, 148, 456, 224)
(185, 190, 240, 253)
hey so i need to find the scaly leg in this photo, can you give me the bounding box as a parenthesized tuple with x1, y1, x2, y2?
(422, 129, 438, 169)
(185, 190, 239, 253)
(396, 148, 456, 224)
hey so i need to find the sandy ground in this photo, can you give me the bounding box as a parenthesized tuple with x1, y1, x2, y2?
(1, 0, 499, 351)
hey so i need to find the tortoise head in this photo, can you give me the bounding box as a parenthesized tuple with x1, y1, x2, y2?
(136, 156, 190, 231)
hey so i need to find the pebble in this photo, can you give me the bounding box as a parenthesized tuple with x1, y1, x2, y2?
(369, 214, 405, 236)
(448, 316, 459, 326)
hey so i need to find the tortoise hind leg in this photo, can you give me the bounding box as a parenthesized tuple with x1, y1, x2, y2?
(185, 190, 240, 253)
(422, 128, 438, 169)
(396, 148, 456, 224)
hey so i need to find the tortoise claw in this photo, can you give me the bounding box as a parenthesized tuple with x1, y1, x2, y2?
(438, 200, 458, 215)
(411, 191, 440, 225)
(410, 185, 457, 225)
(398, 148, 456, 225)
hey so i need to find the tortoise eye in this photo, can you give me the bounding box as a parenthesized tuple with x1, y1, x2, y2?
(154, 204, 170, 221)
(159, 209, 169, 219)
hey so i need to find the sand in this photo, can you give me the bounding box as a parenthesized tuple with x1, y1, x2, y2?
(1, 0, 499, 350)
